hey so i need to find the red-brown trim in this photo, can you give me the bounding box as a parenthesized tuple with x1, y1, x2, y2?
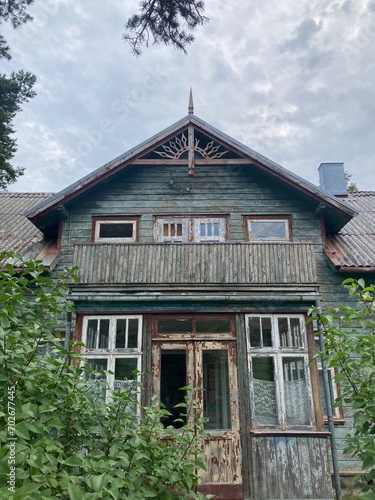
(244, 215, 293, 242)
(197, 484, 243, 499)
(152, 313, 236, 339)
(91, 216, 140, 242)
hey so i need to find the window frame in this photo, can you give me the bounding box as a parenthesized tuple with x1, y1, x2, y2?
(155, 217, 189, 242)
(245, 216, 292, 242)
(155, 215, 228, 243)
(246, 314, 315, 430)
(193, 217, 226, 242)
(80, 315, 143, 401)
(92, 217, 140, 243)
(314, 336, 344, 423)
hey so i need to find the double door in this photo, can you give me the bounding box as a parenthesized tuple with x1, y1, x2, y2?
(152, 333, 243, 499)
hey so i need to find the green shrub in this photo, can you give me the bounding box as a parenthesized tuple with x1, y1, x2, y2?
(0, 253, 210, 499)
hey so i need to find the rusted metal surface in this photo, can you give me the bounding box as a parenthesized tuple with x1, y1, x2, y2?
(250, 435, 333, 499)
(324, 192, 375, 269)
(73, 242, 317, 285)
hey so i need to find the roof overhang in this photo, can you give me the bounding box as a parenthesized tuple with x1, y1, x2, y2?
(25, 114, 358, 233)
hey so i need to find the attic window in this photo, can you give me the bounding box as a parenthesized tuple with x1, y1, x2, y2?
(155, 216, 227, 242)
(246, 217, 291, 242)
(93, 217, 139, 243)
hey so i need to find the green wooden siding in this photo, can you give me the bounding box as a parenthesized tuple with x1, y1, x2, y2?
(58, 161, 366, 478)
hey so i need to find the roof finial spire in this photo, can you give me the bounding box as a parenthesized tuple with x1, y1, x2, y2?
(188, 87, 194, 114)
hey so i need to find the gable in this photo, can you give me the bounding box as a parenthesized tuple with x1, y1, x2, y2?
(24, 114, 358, 234)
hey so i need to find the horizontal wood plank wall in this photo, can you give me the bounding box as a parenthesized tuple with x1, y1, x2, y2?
(250, 435, 333, 500)
(58, 162, 368, 474)
(73, 242, 317, 285)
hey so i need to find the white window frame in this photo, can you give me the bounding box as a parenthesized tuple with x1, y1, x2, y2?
(156, 216, 227, 242)
(156, 218, 189, 242)
(193, 218, 226, 242)
(81, 315, 142, 401)
(247, 218, 290, 242)
(94, 219, 138, 243)
(246, 314, 315, 430)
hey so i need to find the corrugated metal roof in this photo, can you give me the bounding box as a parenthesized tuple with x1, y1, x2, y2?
(324, 192, 375, 269)
(0, 193, 53, 263)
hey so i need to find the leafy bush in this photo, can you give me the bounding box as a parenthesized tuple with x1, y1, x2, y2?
(0, 254, 209, 499)
(309, 278, 375, 499)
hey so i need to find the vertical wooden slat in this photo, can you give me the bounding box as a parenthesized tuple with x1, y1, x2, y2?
(72, 242, 318, 285)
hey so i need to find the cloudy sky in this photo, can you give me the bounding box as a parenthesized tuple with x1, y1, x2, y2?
(3, 0, 375, 193)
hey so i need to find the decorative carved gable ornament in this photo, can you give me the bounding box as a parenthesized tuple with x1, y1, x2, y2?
(143, 127, 243, 176)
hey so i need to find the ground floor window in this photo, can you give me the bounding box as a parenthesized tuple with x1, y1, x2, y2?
(80, 315, 142, 402)
(246, 314, 315, 429)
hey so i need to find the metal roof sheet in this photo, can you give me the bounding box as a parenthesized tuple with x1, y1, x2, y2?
(0, 193, 53, 264)
(324, 192, 375, 269)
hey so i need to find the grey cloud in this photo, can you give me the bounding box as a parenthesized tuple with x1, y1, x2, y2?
(282, 18, 323, 52)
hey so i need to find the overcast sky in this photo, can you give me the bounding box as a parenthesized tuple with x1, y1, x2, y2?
(3, 0, 375, 193)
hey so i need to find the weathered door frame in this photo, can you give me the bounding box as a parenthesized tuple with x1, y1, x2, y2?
(151, 314, 243, 499)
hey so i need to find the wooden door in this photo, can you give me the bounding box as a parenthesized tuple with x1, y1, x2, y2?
(152, 338, 243, 499)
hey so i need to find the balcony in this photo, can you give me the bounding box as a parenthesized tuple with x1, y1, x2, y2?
(72, 242, 317, 287)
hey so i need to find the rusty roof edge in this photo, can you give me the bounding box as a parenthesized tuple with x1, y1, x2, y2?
(25, 114, 359, 221)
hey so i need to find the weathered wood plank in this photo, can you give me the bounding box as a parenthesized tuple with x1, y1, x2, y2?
(72, 242, 317, 285)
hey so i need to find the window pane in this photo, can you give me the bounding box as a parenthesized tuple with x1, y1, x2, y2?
(278, 318, 289, 347)
(250, 220, 287, 240)
(160, 351, 186, 428)
(115, 319, 127, 348)
(290, 318, 302, 347)
(158, 319, 193, 334)
(283, 357, 309, 425)
(114, 358, 138, 387)
(262, 318, 272, 347)
(86, 319, 98, 349)
(128, 319, 139, 348)
(278, 318, 303, 348)
(248, 317, 261, 347)
(85, 358, 107, 401)
(200, 223, 206, 237)
(176, 224, 182, 237)
(98, 320, 110, 348)
(163, 223, 169, 237)
(213, 223, 219, 237)
(196, 319, 231, 334)
(99, 222, 133, 239)
(86, 319, 109, 349)
(203, 351, 231, 429)
(252, 357, 278, 426)
(207, 223, 212, 237)
(248, 317, 272, 347)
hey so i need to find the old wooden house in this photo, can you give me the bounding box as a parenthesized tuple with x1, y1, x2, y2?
(1, 105, 375, 499)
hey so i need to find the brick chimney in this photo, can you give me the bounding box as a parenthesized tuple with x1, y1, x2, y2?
(318, 163, 348, 197)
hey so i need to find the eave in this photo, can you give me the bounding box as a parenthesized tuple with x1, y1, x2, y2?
(25, 114, 358, 233)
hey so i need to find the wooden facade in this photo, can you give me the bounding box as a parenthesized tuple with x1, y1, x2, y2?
(21, 113, 371, 499)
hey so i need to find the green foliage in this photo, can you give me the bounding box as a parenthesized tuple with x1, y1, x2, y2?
(0, 0, 34, 60)
(0, 253, 210, 499)
(0, 70, 36, 189)
(309, 279, 375, 497)
(0, 1, 36, 189)
(345, 171, 358, 193)
(124, 0, 208, 55)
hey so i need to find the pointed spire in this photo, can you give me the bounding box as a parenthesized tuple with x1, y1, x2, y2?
(188, 87, 194, 114)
